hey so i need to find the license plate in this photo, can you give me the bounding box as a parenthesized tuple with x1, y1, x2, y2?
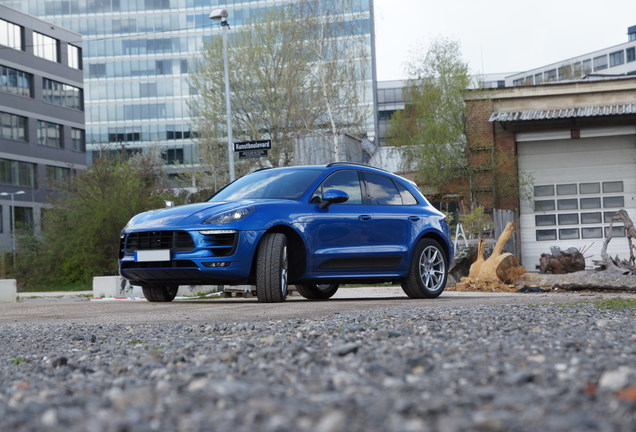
(135, 249, 170, 262)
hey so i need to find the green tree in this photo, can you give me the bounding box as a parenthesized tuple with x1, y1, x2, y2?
(189, 1, 369, 189)
(15, 152, 172, 288)
(388, 37, 471, 193)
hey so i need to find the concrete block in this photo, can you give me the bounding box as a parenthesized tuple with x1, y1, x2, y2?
(0, 279, 17, 303)
(93, 277, 221, 298)
(93, 276, 143, 298)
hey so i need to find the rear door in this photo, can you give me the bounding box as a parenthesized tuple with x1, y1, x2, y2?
(362, 172, 419, 271)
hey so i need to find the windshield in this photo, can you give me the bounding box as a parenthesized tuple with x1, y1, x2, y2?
(210, 168, 323, 202)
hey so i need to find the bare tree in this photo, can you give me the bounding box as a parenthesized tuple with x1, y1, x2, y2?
(189, 1, 370, 188)
(388, 37, 471, 193)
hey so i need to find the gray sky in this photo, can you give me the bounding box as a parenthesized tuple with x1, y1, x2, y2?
(374, 0, 636, 80)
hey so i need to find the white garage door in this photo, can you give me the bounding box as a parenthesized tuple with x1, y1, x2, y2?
(517, 128, 636, 270)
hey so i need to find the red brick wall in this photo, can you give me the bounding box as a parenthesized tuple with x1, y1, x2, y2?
(465, 98, 518, 210)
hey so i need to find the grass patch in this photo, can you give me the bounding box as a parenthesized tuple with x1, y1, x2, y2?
(593, 297, 636, 309)
(11, 357, 28, 365)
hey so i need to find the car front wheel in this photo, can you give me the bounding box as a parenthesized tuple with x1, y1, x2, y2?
(295, 283, 339, 300)
(256, 232, 289, 303)
(142, 285, 178, 302)
(402, 238, 448, 299)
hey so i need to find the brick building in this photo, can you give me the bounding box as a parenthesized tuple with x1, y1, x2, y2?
(465, 77, 636, 270)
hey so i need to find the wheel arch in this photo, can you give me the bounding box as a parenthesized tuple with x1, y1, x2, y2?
(417, 230, 451, 263)
(249, 225, 307, 284)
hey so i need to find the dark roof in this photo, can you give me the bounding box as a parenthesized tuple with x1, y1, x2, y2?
(489, 104, 636, 122)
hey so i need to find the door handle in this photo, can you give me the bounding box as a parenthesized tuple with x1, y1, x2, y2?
(358, 215, 372, 221)
(408, 216, 420, 222)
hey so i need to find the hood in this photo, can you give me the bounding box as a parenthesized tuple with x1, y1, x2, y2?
(125, 201, 245, 230)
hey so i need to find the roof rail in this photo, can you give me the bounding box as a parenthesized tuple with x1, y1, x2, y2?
(326, 162, 389, 172)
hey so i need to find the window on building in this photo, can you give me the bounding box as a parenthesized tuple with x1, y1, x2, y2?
(67, 44, 82, 69)
(162, 148, 184, 165)
(88, 63, 106, 78)
(33, 32, 60, 62)
(582, 59, 592, 74)
(0, 158, 36, 187)
(534, 73, 543, 84)
(0, 66, 32, 97)
(545, 69, 557, 82)
(558, 64, 572, 80)
(609, 50, 625, 67)
(46, 165, 71, 187)
(14, 206, 33, 231)
(71, 128, 85, 152)
(37, 120, 63, 148)
(593, 54, 608, 71)
(627, 47, 636, 63)
(533, 181, 625, 242)
(42, 78, 83, 110)
(0, 111, 27, 142)
(0, 19, 23, 50)
(139, 82, 157, 97)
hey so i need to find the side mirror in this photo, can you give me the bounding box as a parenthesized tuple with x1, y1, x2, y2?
(319, 189, 349, 209)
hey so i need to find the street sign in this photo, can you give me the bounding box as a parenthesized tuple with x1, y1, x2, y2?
(234, 139, 271, 152)
(238, 149, 268, 159)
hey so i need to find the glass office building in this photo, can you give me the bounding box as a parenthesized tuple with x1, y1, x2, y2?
(2, 0, 378, 172)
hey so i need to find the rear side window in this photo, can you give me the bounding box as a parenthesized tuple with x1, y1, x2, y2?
(311, 170, 363, 204)
(364, 173, 402, 205)
(395, 182, 418, 205)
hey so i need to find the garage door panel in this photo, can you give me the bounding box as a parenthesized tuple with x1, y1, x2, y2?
(518, 134, 636, 270)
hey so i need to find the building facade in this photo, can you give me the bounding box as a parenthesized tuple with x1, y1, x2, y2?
(0, 4, 85, 254)
(2, 0, 378, 178)
(465, 78, 636, 270)
(506, 26, 636, 87)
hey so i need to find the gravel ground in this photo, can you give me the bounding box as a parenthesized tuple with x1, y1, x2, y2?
(1, 300, 635, 432)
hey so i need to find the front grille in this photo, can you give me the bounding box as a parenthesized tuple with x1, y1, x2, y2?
(125, 231, 194, 252)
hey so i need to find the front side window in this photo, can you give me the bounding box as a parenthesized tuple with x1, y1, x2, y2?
(37, 120, 62, 148)
(33, 32, 59, 62)
(312, 170, 363, 205)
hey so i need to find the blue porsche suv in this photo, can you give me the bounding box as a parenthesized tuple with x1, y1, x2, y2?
(119, 163, 453, 303)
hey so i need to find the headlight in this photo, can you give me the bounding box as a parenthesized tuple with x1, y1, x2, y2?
(204, 206, 255, 224)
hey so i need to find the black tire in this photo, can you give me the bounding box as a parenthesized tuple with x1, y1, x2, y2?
(401, 238, 448, 299)
(256, 233, 289, 303)
(295, 283, 339, 300)
(142, 285, 178, 302)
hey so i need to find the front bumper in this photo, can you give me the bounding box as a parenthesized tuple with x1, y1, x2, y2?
(119, 229, 261, 286)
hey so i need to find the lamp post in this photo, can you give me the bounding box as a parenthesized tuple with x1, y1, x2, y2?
(210, 8, 235, 182)
(0, 190, 25, 272)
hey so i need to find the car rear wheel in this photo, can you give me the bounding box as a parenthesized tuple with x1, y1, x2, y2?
(256, 232, 289, 303)
(295, 283, 339, 300)
(142, 285, 178, 302)
(402, 238, 447, 299)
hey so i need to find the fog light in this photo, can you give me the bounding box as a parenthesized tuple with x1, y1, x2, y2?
(203, 261, 230, 268)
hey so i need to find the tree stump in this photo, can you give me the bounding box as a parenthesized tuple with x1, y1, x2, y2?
(469, 222, 525, 284)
